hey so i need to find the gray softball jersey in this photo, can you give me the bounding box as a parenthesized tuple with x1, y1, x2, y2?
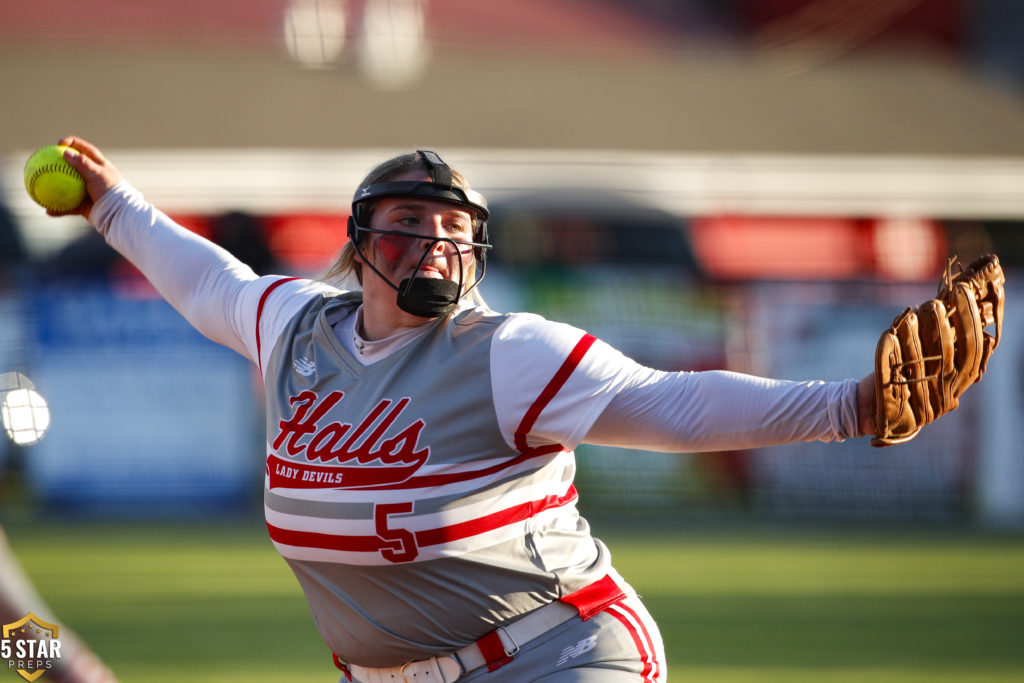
(264, 290, 621, 667)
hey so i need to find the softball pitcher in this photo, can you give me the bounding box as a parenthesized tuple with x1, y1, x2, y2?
(48, 135, 996, 682)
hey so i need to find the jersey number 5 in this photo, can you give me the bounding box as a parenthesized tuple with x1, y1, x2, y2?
(374, 502, 419, 563)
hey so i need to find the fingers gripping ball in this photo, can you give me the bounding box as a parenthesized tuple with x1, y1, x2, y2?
(871, 254, 1005, 447)
(24, 144, 87, 213)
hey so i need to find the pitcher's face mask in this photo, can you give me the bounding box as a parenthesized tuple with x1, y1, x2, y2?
(347, 150, 491, 318)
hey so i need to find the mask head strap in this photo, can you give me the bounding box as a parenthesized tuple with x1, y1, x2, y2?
(417, 149, 453, 188)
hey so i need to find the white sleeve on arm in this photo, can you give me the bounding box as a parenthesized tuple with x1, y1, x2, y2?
(490, 313, 637, 451)
(585, 366, 862, 452)
(90, 181, 336, 364)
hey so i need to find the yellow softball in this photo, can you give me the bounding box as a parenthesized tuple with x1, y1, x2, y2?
(24, 144, 87, 213)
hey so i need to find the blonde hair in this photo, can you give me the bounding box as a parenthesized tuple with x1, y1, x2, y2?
(318, 151, 487, 307)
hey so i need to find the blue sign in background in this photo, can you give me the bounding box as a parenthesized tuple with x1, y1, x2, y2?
(22, 284, 262, 515)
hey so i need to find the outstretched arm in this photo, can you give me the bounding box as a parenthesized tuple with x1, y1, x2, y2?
(51, 136, 264, 358)
(489, 314, 875, 453)
(586, 368, 867, 453)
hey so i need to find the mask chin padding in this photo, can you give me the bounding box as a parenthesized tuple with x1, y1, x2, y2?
(396, 277, 459, 317)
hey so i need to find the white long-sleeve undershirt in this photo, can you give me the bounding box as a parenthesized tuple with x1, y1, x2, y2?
(587, 369, 860, 451)
(91, 181, 334, 362)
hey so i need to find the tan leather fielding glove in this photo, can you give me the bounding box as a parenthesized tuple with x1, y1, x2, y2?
(871, 254, 1004, 447)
